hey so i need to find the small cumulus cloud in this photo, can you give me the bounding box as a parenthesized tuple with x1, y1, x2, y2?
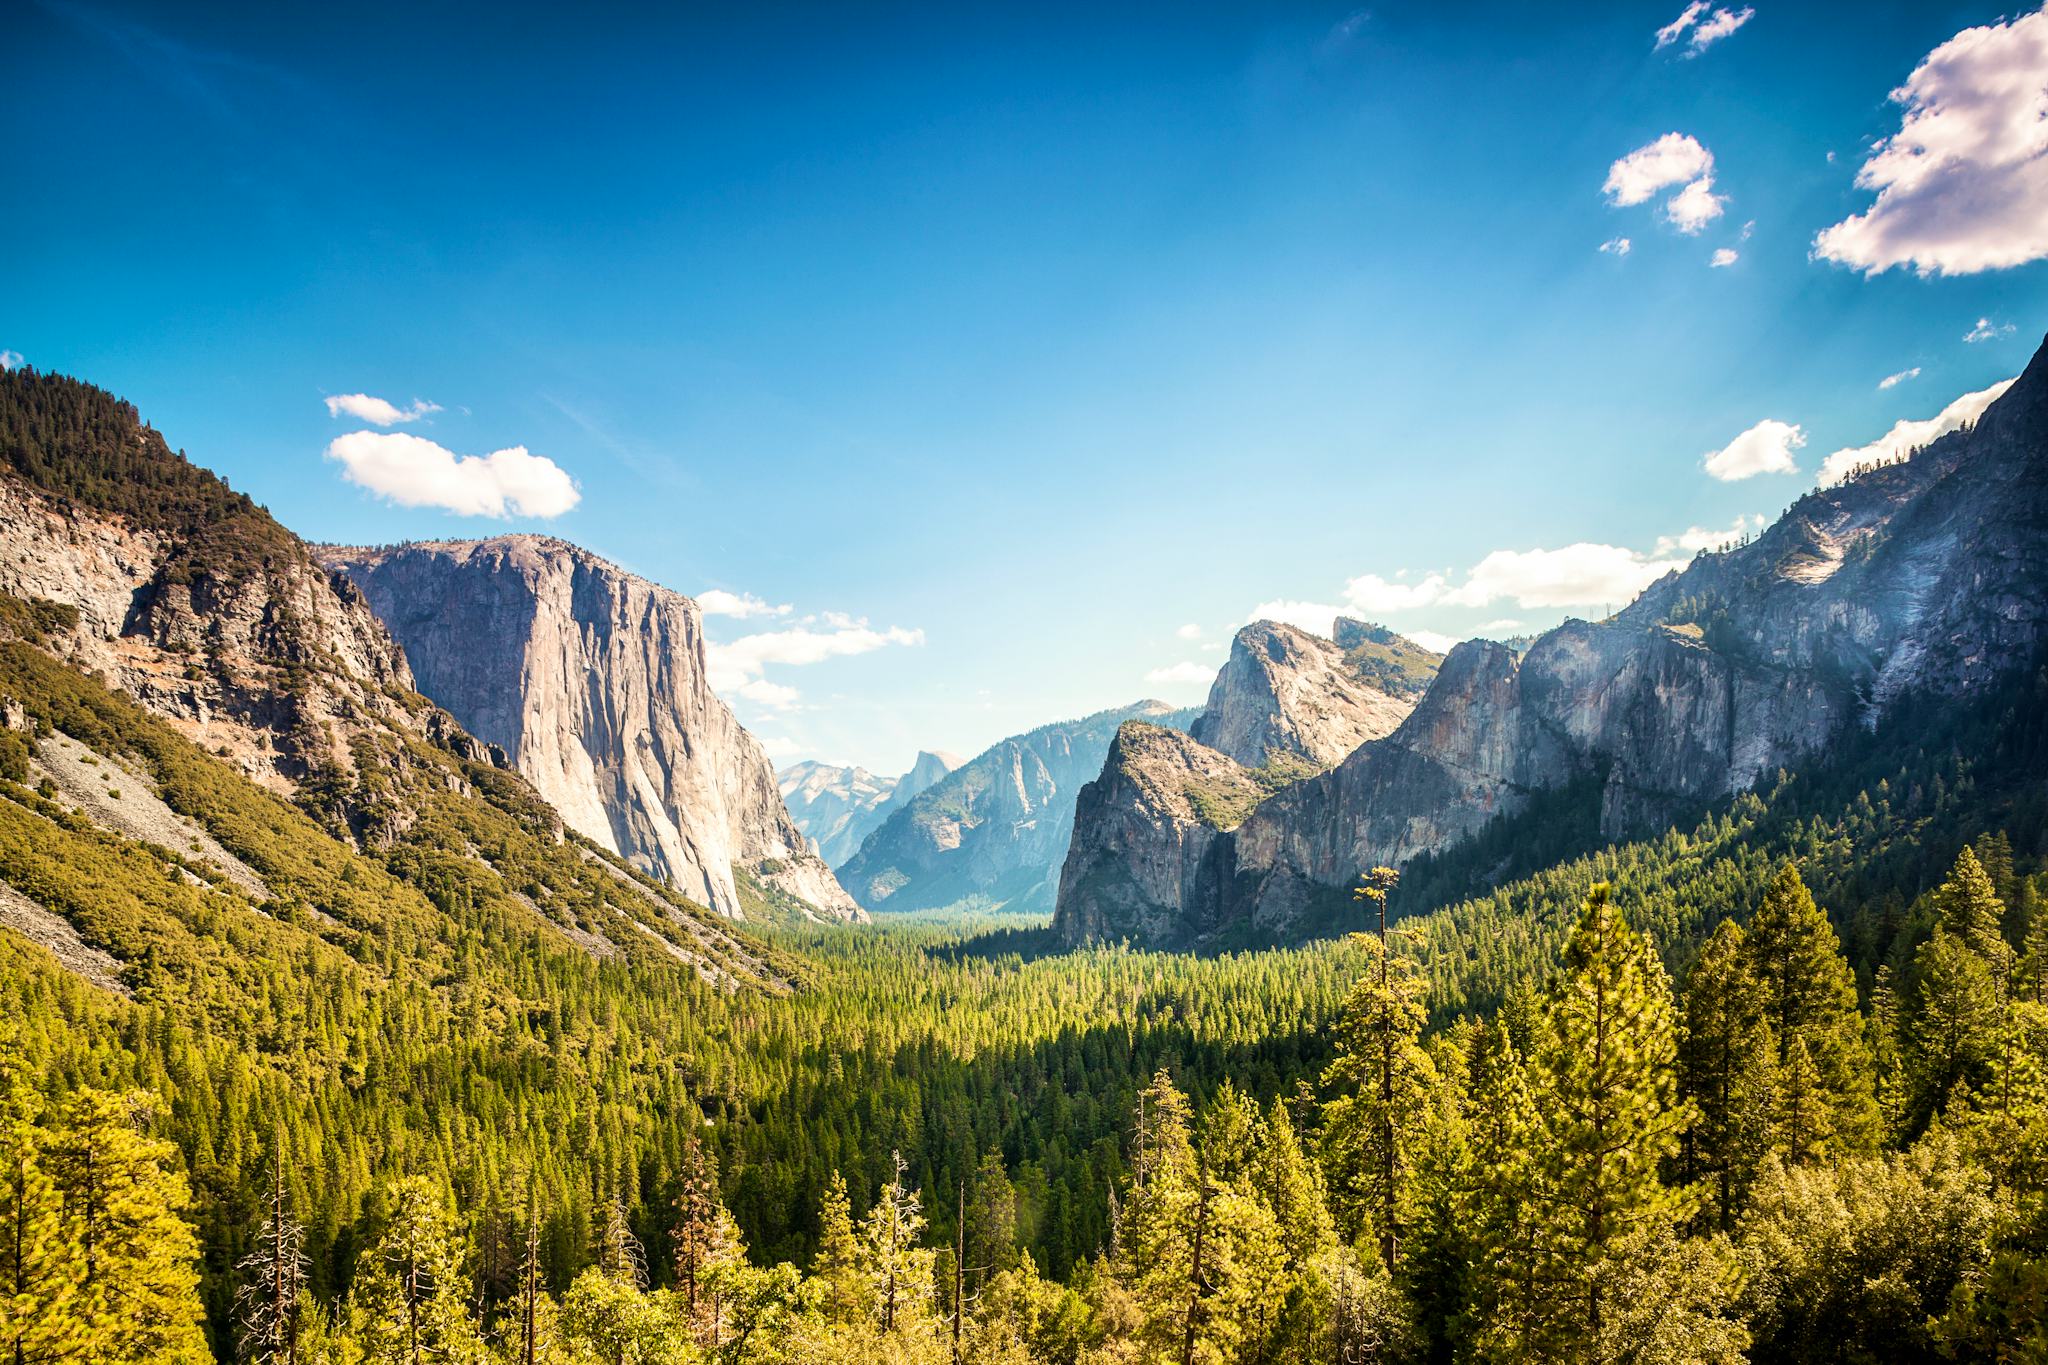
(1818, 377, 2015, 485)
(324, 392, 441, 426)
(1175, 623, 1204, 641)
(1606, 134, 1724, 234)
(1479, 618, 1524, 634)
(1445, 544, 1683, 609)
(698, 589, 792, 619)
(1656, 2, 1752, 54)
(1703, 419, 1806, 481)
(1813, 9, 2048, 276)
(755, 732, 806, 762)
(1145, 661, 1215, 686)
(1342, 574, 1451, 614)
(1964, 317, 2015, 343)
(1879, 367, 1922, 390)
(1666, 177, 1727, 233)
(1599, 237, 1633, 257)
(325, 431, 580, 518)
(0, 350, 23, 371)
(1710, 247, 1740, 267)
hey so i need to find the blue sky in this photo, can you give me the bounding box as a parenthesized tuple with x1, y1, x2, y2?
(4, 0, 2045, 775)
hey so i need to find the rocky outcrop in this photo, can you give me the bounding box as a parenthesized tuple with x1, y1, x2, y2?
(780, 749, 961, 865)
(1054, 722, 1257, 947)
(1190, 619, 1436, 768)
(1056, 335, 2048, 947)
(838, 701, 1192, 915)
(322, 537, 863, 923)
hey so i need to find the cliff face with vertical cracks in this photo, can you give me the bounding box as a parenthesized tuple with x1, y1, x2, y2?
(1056, 335, 2048, 948)
(322, 537, 863, 923)
(1190, 618, 1437, 768)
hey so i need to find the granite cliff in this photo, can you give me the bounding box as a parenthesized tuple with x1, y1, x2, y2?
(323, 537, 863, 923)
(1191, 617, 1438, 767)
(1056, 336, 2048, 947)
(837, 701, 1192, 915)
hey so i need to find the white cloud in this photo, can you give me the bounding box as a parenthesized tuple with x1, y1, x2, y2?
(1654, 514, 1767, 556)
(1605, 133, 1716, 206)
(0, 350, 22, 371)
(1964, 317, 2015, 343)
(1710, 247, 1740, 267)
(1175, 623, 1204, 640)
(1687, 6, 1754, 53)
(705, 621, 925, 710)
(325, 431, 580, 517)
(1479, 618, 1524, 633)
(698, 589, 792, 619)
(1655, 2, 1708, 48)
(1343, 574, 1451, 613)
(1599, 236, 1633, 256)
(1406, 629, 1461, 654)
(1703, 418, 1806, 480)
(1666, 176, 1727, 232)
(1444, 543, 1683, 609)
(1813, 8, 2048, 276)
(1146, 661, 1215, 686)
(1879, 366, 1921, 389)
(323, 392, 441, 426)
(1817, 377, 2016, 484)
(1656, 2, 1751, 53)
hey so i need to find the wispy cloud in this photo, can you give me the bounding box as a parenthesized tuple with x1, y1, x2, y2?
(1709, 247, 1739, 267)
(1175, 623, 1204, 641)
(1964, 317, 2015, 344)
(1703, 418, 1805, 480)
(706, 618, 925, 712)
(1814, 8, 2048, 276)
(1599, 237, 1633, 257)
(1655, 3, 1754, 55)
(698, 589, 792, 619)
(1818, 377, 2016, 485)
(1878, 367, 1921, 390)
(324, 392, 441, 426)
(325, 431, 580, 517)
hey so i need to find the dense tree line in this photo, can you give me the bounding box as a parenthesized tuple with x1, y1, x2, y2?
(14, 851, 2043, 1361)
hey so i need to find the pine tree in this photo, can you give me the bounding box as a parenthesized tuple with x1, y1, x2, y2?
(1679, 919, 1776, 1227)
(859, 1150, 937, 1341)
(0, 1039, 82, 1365)
(670, 1133, 721, 1321)
(1936, 846, 2014, 985)
(348, 1176, 486, 1365)
(1466, 1019, 1548, 1359)
(1527, 884, 1696, 1356)
(1906, 927, 2002, 1125)
(1743, 862, 1880, 1155)
(1321, 867, 1433, 1267)
(811, 1171, 866, 1329)
(44, 1089, 209, 1365)
(1251, 1100, 1333, 1272)
(234, 1145, 308, 1365)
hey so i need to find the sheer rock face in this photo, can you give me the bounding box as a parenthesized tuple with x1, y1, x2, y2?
(1190, 620, 1427, 768)
(1053, 722, 1254, 948)
(322, 537, 863, 923)
(1057, 335, 2048, 947)
(837, 701, 1187, 916)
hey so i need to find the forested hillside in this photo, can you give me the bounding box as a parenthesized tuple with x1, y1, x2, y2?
(2, 367, 2046, 1361)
